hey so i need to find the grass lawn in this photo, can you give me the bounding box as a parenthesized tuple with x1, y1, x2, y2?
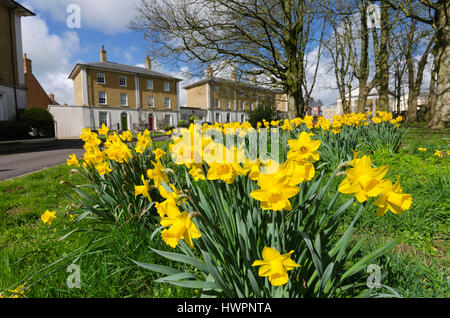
(0, 131, 448, 298)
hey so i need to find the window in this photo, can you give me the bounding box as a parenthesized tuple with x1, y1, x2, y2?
(98, 92, 107, 105)
(226, 100, 231, 109)
(119, 76, 127, 87)
(120, 93, 128, 106)
(99, 112, 108, 127)
(147, 80, 154, 90)
(164, 97, 171, 109)
(240, 101, 244, 110)
(164, 114, 172, 126)
(240, 90, 244, 98)
(215, 86, 220, 94)
(216, 113, 220, 123)
(97, 73, 105, 84)
(215, 98, 220, 108)
(225, 88, 230, 96)
(250, 103, 254, 110)
(147, 95, 154, 107)
(163, 82, 170, 92)
(226, 113, 231, 123)
(241, 114, 245, 122)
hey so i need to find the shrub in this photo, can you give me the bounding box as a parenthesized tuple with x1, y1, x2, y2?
(19, 108, 55, 137)
(0, 120, 30, 140)
(189, 116, 200, 123)
(247, 102, 279, 127)
(177, 119, 190, 128)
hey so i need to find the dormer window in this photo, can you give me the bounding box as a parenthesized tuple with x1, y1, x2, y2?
(97, 73, 105, 84)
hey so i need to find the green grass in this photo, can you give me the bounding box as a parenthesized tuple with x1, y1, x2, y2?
(0, 132, 448, 298)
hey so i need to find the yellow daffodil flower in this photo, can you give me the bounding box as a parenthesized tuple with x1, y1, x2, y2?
(153, 148, 166, 160)
(95, 161, 112, 175)
(66, 154, 80, 167)
(98, 123, 109, 135)
(160, 210, 202, 249)
(134, 175, 152, 201)
(252, 247, 300, 286)
(41, 210, 56, 225)
(147, 160, 170, 187)
(287, 131, 321, 163)
(374, 179, 412, 217)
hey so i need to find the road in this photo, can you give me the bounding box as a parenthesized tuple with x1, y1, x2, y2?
(0, 135, 170, 181)
(0, 139, 85, 181)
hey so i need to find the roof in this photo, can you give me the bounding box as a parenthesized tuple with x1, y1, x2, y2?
(183, 76, 283, 93)
(68, 61, 183, 81)
(1, 0, 35, 16)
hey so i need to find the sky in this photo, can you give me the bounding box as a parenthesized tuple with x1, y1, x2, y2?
(18, 0, 339, 107)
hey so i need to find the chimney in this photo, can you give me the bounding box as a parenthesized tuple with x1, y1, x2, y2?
(49, 92, 55, 103)
(205, 66, 213, 78)
(145, 56, 152, 70)
(100, 45, 107, 62)
(231, 70, 237, 81)
(252, 75, 257, 84)
(24, 53, 32, 73)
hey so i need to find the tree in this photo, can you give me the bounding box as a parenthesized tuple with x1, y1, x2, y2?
(386, 0, 449, 128)
(131, 0, 327, 118)
(247, 102, 279, 127)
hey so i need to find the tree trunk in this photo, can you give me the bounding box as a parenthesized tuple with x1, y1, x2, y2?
(426, 59, 437, 123)
(375, 1, 390, 112)
(428, 2, 450, 129)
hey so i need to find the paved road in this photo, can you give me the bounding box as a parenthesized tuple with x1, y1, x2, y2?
(0, 135, 170, 181)
(0, 139, 85, 181)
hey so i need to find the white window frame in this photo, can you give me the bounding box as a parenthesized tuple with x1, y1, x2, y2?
(250, 102, 254, 110)
(119, 76, 127, 87)
(164, 114, 172, 126)
(97, 73, 106, 85)
(98, 91, 107, 105)
(215, 98, 220, 108)
(147, 95, 154, 108)
(240, 101, 244, 110)
(164, 97, 171, 109)
(120, 93, 128, 107)
(226, 100, 231, 109)
(163, 82, 170, 92)
(147, 80, 154, 90)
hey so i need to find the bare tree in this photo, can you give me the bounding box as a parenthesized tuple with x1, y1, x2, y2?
(386, 0, 449, 128)
(131, 0, 327, 118)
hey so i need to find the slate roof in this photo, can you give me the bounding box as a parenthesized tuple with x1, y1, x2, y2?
(68, 61, 182, 81)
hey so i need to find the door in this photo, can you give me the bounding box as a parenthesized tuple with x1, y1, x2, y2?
(149, 115, 154, 131)
(121, 112, 128, 131)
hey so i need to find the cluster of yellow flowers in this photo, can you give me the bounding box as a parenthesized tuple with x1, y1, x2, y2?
(372, 111, 403, 126)
(338, 152, 412, 217)
(0, 285, 26, 298)
(134, 159, 202, 249)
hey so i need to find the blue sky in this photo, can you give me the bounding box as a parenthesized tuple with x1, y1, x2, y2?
(18, 0, 338, 107)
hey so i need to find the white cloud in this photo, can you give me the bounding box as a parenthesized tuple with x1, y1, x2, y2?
(21, 0, 141, 34)
(21, 14, 80, 105)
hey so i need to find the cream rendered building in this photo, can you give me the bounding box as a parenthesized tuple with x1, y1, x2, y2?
(183, 70, 286, 124)
(50, 47, 182, 138)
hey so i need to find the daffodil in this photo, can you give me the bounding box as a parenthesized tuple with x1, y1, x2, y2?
(147, 160, 170, 187)
(418, 147, 427, 152)
(41, 210, 56, 225)
(252, 247, 301, 286)
(250, 172, 300, 211)
(338, 155, 388, 203)
(120, 130, 133, 142)
(160, 211, 202, 248)
(95, 161, 112, 175)
(189, 167, 206, 181)
(434, 150, 444, 157)
(98, 123, 109, 135)
(207, 162, 244, 184)
(134, 175, 152, 201)
(287, 131, 321, 163)
(66, 154, 80, 167)
(374, 179, 412, 217)
(153, 148, 166, 160)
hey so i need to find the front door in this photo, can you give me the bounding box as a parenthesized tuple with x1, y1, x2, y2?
(121, 113, 128, 131)
(149, 115, 154, 131)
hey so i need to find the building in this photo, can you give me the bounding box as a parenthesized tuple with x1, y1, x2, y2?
(23, 53, 58, 109)
(322, 103, 339, 120)
(395, 92, 429, 113)
(307, 98, 323, 118)
(183, 68, 286, 124)
(336, 87, 396, 116)
(50, 46, 182, 138)
(0, 0, 35, 121)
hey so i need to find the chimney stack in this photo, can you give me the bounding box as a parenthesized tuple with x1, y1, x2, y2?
(231, 70, 237, 81)
(205, 66, 213, 78)
(24, 53, 32, 73)
(49, 92, 55, 103)
(100, 45, 107, 62)
(252, 74, 257, 84)
(145, 56, 152, 70)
